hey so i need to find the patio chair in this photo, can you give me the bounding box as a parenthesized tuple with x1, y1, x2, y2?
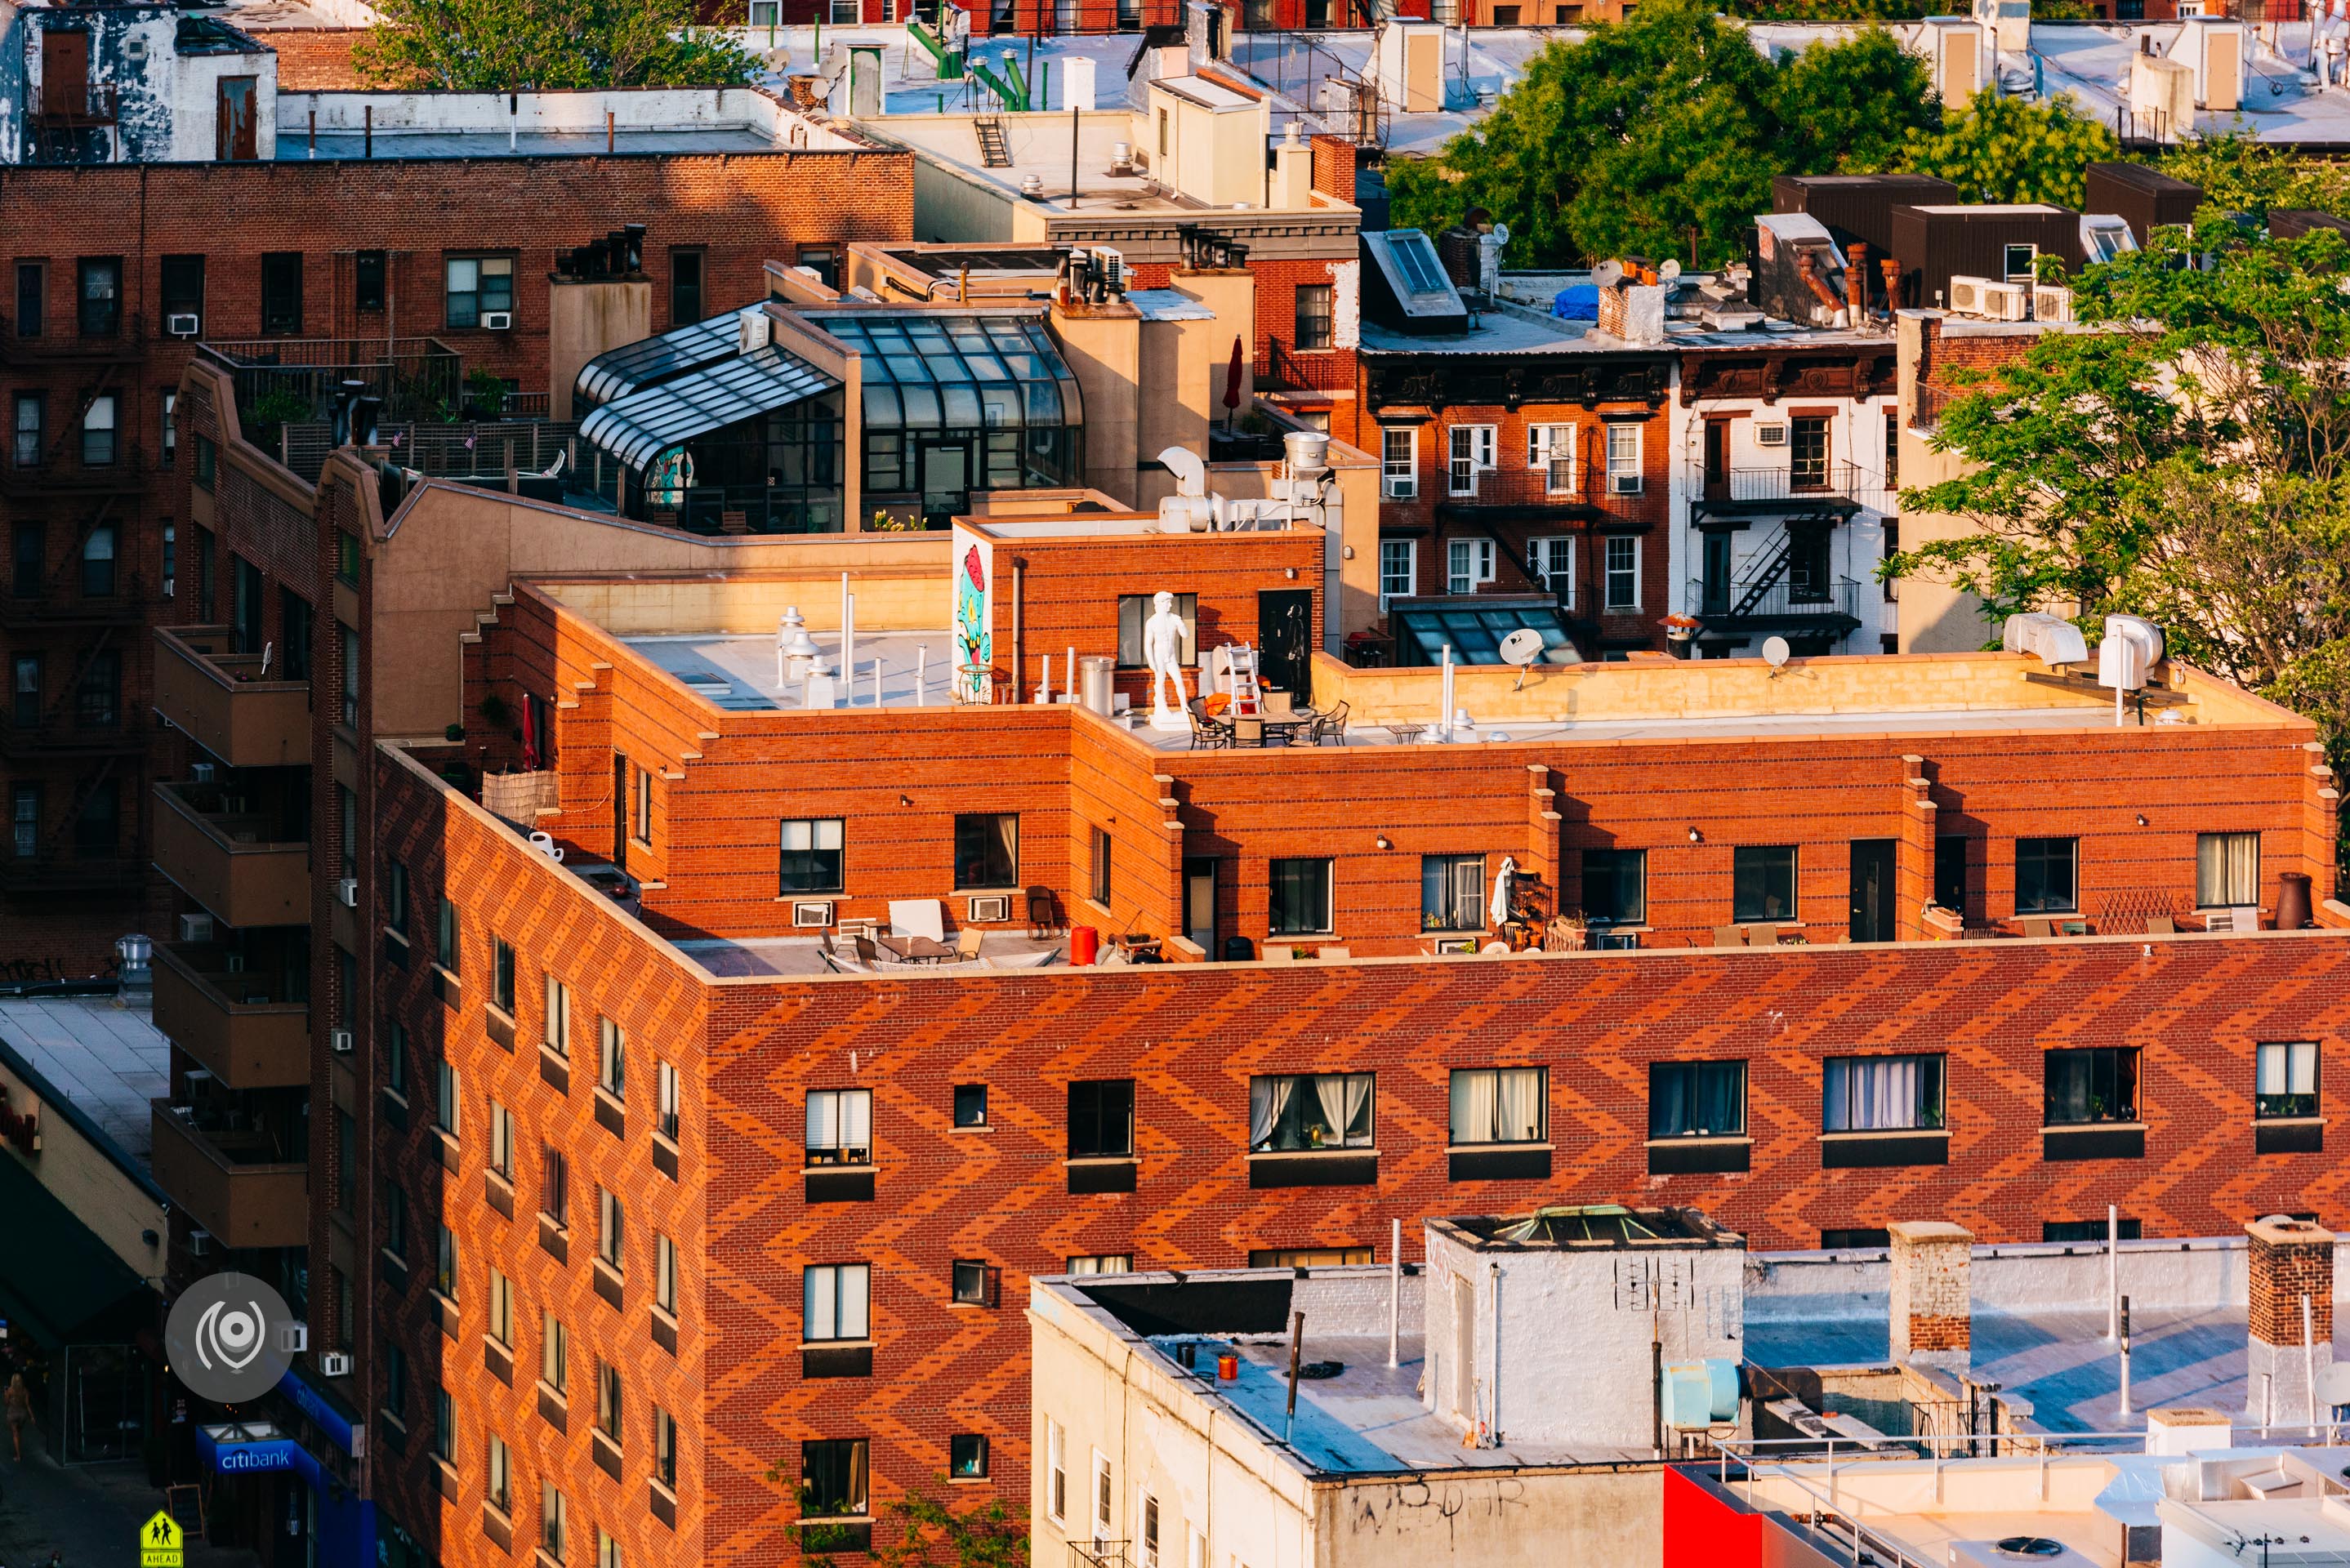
(2146, 913, 2175, 935)
(2018, 917, 2054, 938)
(853, 934, 884, 966)
(1262, 689, 1295, 720)
(1310, 701, 1350, 746)
(953, 928, 985, 962)
(1711, 926, 1746, 947)
(1188, 706, 1230, 751)
(1264, 944, 1296, 964)
(1027, 887, 1063, 938)
(1231, 715, 1264, 747)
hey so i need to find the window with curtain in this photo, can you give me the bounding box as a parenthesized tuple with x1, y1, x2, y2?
(1648, 1061, 1746, 1139)
(2196, 831, 2258, 908)
(801, 1438, 870, 1520)
(1249, 1072, 1374, 1152)
(1822, 1054, 1945, 1132)
(2044, 1047, 2138, 1125)
(803, 1263, 870, 1342)
(1420, 853, 1485, 931)
(2256, 1041, 2317, 1119)
(806, 1089, 872, 1165)
(1447, 1067, 1545, 1145)
(954, 813, 1018, 889)
(779, 818, 845, 893)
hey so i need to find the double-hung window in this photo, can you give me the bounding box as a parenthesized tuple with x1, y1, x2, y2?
(1822, 1054, 1946, 1132)
(1603, 535, 1640, 611)
(1380, 427, 1418, 500)
(1528, 424, 1575, 494)
(1068, 1080, 1135, 1159)
(2015, 837, 2078, 915)
(80, 396, 114, 467)
(1605, 422, 1643, 493)
(445, 256, 515, 329)
(542, 973, 571, 1057)
(1447, 1068, 1545, 1145)
(2045, 1048, 2138, 1125)
(1447, 424, 1496, 497)
(2196, 831, 2258, 908)
(779, 817, 844, 893)
(598, 1187, 624, 1274)
(657, 1060, 680, 1142)
(540, 1311, 568, 1396)
(1420, 853, 1484, 931)
(804, 1263, 870, 1342)
(598, 1016, 625, 1099)
(1294, 283, 1334, 350)
(1446, 537, 1495, 595)
(1249, 1072, 1374, 1152)
(1649, 1062, 1746, 1139)
(806, 1089, 872, 1166)
(1379, 539, 1416, 611)
(2255, 1042, 2318, 1120)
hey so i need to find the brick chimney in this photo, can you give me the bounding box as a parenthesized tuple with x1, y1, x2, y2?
(2245, 1216, 2334, 1427)
(1888, 1221, 1973, 1372)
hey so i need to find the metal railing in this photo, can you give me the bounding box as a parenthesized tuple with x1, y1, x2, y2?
(1069, 1543, 1134, 1568)
(198, 337, 463, 430)
(1687, 575, 1861, 623)
(32, 83, 118, 124)
(1440, 461, 1588, 508)
(1688, 461, 1892, 513)
(279, 419, 581, 485)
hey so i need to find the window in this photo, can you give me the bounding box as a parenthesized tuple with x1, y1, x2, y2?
(632, 765, 652, 843)
(1268, 858, 1333, 937)
(1142, 1494, 1162, 1567)
(1649, 1061, 1746, 1139)
(1820, 1228, 1892, 1250)
(599, 1187, 624, 1273)
(806, 1089, 872, 1165)
(1116, 593, 1197, 667)
(598, 1530, 622, 1568)
(951, 1433, 989, 1479)
(599, 1016, 625, 1098)
(2014, 837, 2078, 915)
(436, 1220, 457, 1299)
(952, 1084, 988, 1129)
(382, 1340, 408, 1422)
(488, 1267, 514, 1347)
(1933, 835, 1969, 916)
(954, 813, 1018, 889)
(779, 818, 845, 893)
(804, 1263, 870, 1342)
(11, 395, 39, 468)
(1068, 1079, 1135, 1159)
(543, 973, 570, 1057)
(541, 1311, 569, 1395)
(1295, 284, 1334, 350)
(656, 1232, 678, 1316)
(14, 263, 41, 337)
(381, 1179, 408, 1261)
(437, 898, 462, 973)
(388, 861, 410, 938)
(1380, 426, 1418, 500)
(1732, 845, 1797, 923)
(1581, 848, 1645, 924)
(1528, 424, 1576, 493)
(74, 779, 117, 856)
(1447, 425, 1496, 495)
(1524, 538, 1575, 608)
(386, 1018, 409, 1098)
(339, 622, 359, 728)
(487, 1432, 511, 1512)
(260, 252, 302, 335)
(1822, 1054, 1946, 1132)
(657, 1060, 680, 1142)
(1094, 1454, 1114, 1543)
(436, 1058, 459, 1137)
(435, 1385, 455, 1464)
(160, 254, 204, 332)
(445, 256, 515, 328)
(162, 523, 175, 599)
(1448, 1067, 1545, 1145)
(671, 250, 704, 326)
(2044, 1048, 2139, 1125)
(2196, 831, 2259, 908)
(541, 1481, 567, 1561)
(1065, 1254, 1134, 1274)
(12, 656, 39, 729)
(653, 1406, 678, 1489)
(2002, 243, 2037, 282)
(1379, 538, 1416, 611)
(11, 786, 36, 860)
(951, 1260, 997, 1305)
(542, 1146, 569, 1227)
(1789, 415, 1830, 490)
(1078, 824, 1112, 907)
(2045, 1218, 2140, 1243)
(802, 1439, 871, 1522)
(2256, 1041, 2318, 1120)
(194, 437, 216, 495)
(490, 1102, 516, 1180)
(355, 251, 386, 314)
(1605, 422, 1643, 493)
(1157, 106, 1170, 158)
(1603, 534, 1640, 611)
(336, 530, 362, 586)
(80, 395, 114, 468)
(596, 1360, 622, 1441)
(492, 937, 515, 1011)
(1446, 537, 1495, 594)
(1249, 1072, 1374, 1152)
(1420, 853, 1485, 931)
(1046, 1420, 1068, 1521)
(1248, 1246, 1373, 1267)
(78, 259, 120, 336)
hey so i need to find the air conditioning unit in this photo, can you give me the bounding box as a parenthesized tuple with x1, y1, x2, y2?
(188, 1230, 213, 1257)
(967, 894, 1010, 923)
(1754, 423, 1787, 447)
(224, 953, 244, 973)
(791, 900, 835, 929)
(184, 1068, 216, 1092)
(481, 311, 513, 332)
(190, 762, 216, 785)
(1975, 281, 2031, 322)
(274, 1321, 309, 1355)
(2033, 284, 2074, 323)
(331, 1028, 355, 1054)
(337, 877, 359, 907)
(1608, 473, 1643, 496)
(1089, 247, 1126, 291)
(1384, 476, 1416, 500)
(177, 912, 214, 943)
(1946, 274, 1998, 316)
(164, 312, 201, 338)
(319, 1352, 352, 1379)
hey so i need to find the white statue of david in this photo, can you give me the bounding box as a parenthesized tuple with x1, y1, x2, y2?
(1144, 590, 1190, 732)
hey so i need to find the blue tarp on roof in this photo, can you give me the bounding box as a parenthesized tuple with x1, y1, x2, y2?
(1553, 284, 1600, 320)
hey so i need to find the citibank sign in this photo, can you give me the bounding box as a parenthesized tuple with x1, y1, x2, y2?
(213, 1440, 301, 1474)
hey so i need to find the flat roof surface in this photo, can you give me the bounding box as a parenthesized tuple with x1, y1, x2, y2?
(0, 994, 169, 1165)
(676, 931, 1068, 977)
(275, 127, 783, 159)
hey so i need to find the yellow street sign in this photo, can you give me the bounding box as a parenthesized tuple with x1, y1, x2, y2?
(140, 1509, 186, 1567)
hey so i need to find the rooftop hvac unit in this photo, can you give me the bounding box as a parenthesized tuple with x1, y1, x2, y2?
(1946, 1539, 2101, 1568)
(2032, 284, 2073, 323)
(481, 311, 513, 332)
(337, 877, 358, 907)
(1976, 280, 2031, 322)
(1946, 274, 1996, 315)
(1754, 423, 1787, 447)
(331, 1027, 355, 1054)
(167, 314, 201, 338)
(1089, 247, 1126, 291)
(178, 912, 214, 943)
(319, 1352, 352, 1379)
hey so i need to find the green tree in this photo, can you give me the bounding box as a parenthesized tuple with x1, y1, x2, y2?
(1888, 216, 2350, 785)
(1384, 0, 1939, 267)
(804, 1478, 1028, 1568)
(355, 0, 755, 91)
(1897, 91, 2120, 206)
(2156, 133, 2350, 220)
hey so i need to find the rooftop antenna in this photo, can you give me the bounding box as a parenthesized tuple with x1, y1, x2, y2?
(1760, 635, 1791, 676)
(1498, 626, 1544, 693)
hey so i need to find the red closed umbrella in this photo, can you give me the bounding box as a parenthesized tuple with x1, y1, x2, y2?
(1223, 335, 1246, 425)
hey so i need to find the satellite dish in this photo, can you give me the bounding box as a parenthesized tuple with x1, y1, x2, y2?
(1492, 221, 1510, 247)
(2317, 1361, 2350, 1411)
(1498, 626, 1545, 690)
(1591, 259, 1625, 289)
(1659, 257, 1682, 283)
(1761, 635, 1792, 669)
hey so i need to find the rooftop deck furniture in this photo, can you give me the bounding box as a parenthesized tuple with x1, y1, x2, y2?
(954, 928, 985, 962)
(2147, 914, 2176, 934)
(2019, 917, 2055, 938)
(1711, 926, 1746, 947)
(1309, 701, 1350, 746)
(879, 933, 956, 964)
(1380, 722, 1426, 745)
(890, 899, 948, 942)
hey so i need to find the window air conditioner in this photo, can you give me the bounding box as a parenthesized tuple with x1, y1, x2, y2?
(791, 900, 835, 929)
(274, 1321, 310, 1355)
(167, 314, 201, 338)
(482, 311, 514, 332)
(1385, 476, 1416, 500)
(1608, 473, 1643, 496)
(185, 1068, 216, 1092)
(190, 761, 216, 784)
(331, 1027, 355, 1054)
(2032, 284, 2073, 323)
(1946, 274, 1998, 316)
(178, 912, 214, 942)
(1754, 423, 1787, 447)
(188, 1230, 213, 1257)
(1975, 281, 2031, 322)
(967, 894, 1011, 923)
(337, 877, 359, 907)
(319, 1352, 352, 1379)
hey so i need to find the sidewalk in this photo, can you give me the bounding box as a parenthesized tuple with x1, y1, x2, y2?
(0, 1425, 257, 1568)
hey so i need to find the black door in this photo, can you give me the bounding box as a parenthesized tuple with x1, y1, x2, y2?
(1701, 532, 1732, 617)
(1849, 838, 1895, 942)
(1257, 590, 1313, 698)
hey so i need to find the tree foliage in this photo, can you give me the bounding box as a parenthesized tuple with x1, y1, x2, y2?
(1896, 91, 2120, 207)
(2155, 134, 2350, 220)
(805, 1479, 1029, 1568)
(1384, 0, 1938, 267)
(354, 0, 755, 91)
(1888, 216, 2350, 781)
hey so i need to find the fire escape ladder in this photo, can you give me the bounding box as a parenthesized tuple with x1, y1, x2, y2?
(1729, 535, 1794, 619)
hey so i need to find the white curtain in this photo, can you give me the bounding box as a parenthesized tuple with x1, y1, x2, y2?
(1826, 1057, 1920, 1132)
(2259, 1042, 2317, 1098)
(1250, 1077, 1293, 1149)
(2199, 832, 2259, 907)
(1343, 1074, 1374, 1145)
(1316, 1074, 1351, 1145)
(1451, 1071, 1498, 1144)
(1494, 1068, 1542, 1142)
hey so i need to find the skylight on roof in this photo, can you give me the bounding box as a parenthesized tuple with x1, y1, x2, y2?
(1389, 229, 1451, 295)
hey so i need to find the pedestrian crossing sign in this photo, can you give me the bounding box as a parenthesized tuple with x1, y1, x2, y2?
(140, 1509, 185, 1566)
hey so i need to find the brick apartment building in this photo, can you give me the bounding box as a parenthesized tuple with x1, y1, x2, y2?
(0, 40, 914, 971)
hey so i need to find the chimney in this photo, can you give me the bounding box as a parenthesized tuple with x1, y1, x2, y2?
(2245, 1216, 2334, 1428)
(1845, 243, 1869, 323)
(1888, 1221, 1972, 1372)
(1880, 256, 1902, 315)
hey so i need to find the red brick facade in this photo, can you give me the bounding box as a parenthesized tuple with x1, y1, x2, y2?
(2247, 1218, 2334, 1346)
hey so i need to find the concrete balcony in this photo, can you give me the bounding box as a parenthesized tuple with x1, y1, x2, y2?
(152, 781, 310, 928)
(153, 942, 309, 1089)
(154, 626, 310, 768)
(149, 1100, 308, 1250)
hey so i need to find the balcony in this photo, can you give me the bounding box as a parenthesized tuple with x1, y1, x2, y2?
(152, 942, 310, 1089)
(154, 627, 311, 768)
(1433, 461, 1628, 524)
(149, 1099, 308, 1250)
(32, 82, 118, 128)
(152, 780, 310, 928)
(1687, 575, 1862, 636)
(1688, 461, 1890, 521)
